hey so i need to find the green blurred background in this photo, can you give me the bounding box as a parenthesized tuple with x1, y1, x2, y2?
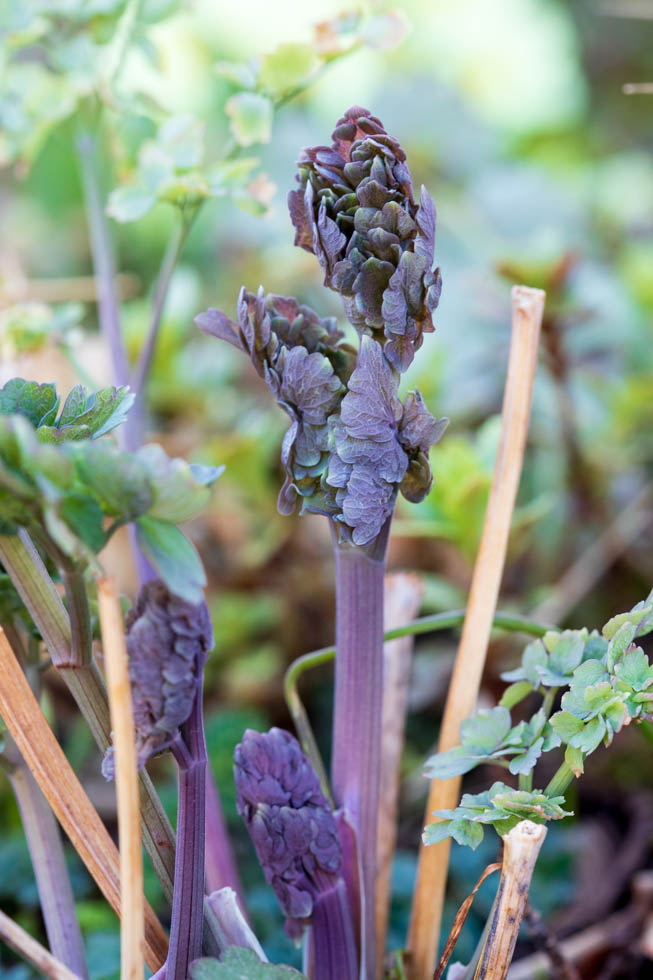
(1, 1, 653, 976)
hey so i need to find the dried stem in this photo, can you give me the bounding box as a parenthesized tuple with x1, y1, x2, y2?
(3, 741, 88, 978)
(407, 286, 545, 979)
(98, 578, 144, 980)
(0, 909, 83, 980)
(462, 821, 547, 979)
(0, 530, 177, 901)
(375, 573, 424, 976)
(0, 627, 168, 972)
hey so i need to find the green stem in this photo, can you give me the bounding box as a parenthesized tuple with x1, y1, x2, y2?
(0, 530, 177, 902)
(545, 761, 576, 798)
(284, 609, 551, 775)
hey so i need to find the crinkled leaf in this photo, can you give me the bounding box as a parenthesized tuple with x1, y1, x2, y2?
(0, 378, 58, 426)
(190, 948, 305, 978)
(136, 517, 206, 603)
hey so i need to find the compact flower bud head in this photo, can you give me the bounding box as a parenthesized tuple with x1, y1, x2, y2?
(288, 105, 442, 372)
(234, 728, 358, 978)
(102, 579, 213, 778)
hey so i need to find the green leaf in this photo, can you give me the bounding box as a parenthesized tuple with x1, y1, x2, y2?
(449, 818, 484, 849)
(422, 820, 456, 846)
(460, 706, 511, 753)
(603, 600, 653, 640)
(225, 93, 273, 147)
(501, 640, 546, 685)
(259, 42, 319, 95)
(508, 737, 544, 776)
(136, 517, 206, 603)
(424, 746, 488, 780)
(565, 744, 584, 777)
(500, 680, 533, 709)
(74, 442, 153, 520)
(570, 716, 606, 754)
(547, 631, 585, 677)
(606, 622, 638, 671)
(157, 114, 204, 169)
(615, 648, 653, 691)
(58, 385, 88, 427)
(106, 186, 157, 223)
(59, 492, 106, 552)
(214, 60, 259, 89)
(189, 948, 305, 978)
(136, 445, 223, 523)
(550, 710, 584, 743)
(0, 378, 58, 426)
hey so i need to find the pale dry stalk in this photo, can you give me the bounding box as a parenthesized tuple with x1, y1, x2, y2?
(0, 909, 82, 980)
(375, 572, 424, 976)
(406, 286, 545, 979)
(98, 577, 145, 980)
(0, 627, 168, 972)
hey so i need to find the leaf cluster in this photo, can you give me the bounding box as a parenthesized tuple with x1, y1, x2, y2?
(424, 592, 653, 848)
(190, 948, 305, 979)
(0, 377, 222, 600)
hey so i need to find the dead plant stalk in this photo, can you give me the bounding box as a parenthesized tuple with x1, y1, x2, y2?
(406, 285, 545, 979)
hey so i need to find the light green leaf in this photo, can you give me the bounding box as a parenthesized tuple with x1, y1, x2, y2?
(500, 680, 533, 709)
(190, 948, 305, 978)
(59, 492, 105, 552)
(157, 114, 204, 170)
(136, 517, 206, 603)
(550, 711, 584, 743)
(606, 622, 638, 671)
(106, 186, 156, 223)
(225, 93, 273, 147)
(449, 818, 484, 849)
(136, 445, 223, 523)
(215, 61, 259, 89)
(460, 706, 511, 753)
(424, 746, 488, 780)
(259, 43, 319, 95)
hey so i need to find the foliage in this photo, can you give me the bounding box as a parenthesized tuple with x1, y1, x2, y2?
(424, 591, 653, 848)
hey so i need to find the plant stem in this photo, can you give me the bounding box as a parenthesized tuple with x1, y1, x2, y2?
(407, 286, 545, 980)
(284, 610, 550, 786)
(167, 686, 208, 980)
(309, 876, 359, 980)
(98, 579, 144, 980)
(204, 768, 246, 904)
(125, 215, 194, 451)
(545, 761, 575, 798)
(0, 909, 82, 980)
(0, 628, 168, 971)
(331, 529, 389, 980)
(0, 530, 177, 901)
(76, 120, 129, 390)
(3, 745, 88, 978)
(461, 821, 547, 979)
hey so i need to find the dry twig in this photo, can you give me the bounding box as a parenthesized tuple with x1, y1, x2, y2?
(406, 286, 545, 979)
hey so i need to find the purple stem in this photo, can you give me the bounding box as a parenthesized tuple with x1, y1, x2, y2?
(204, 768, 245, 906)
(309, 875, 359, 980)
(331, 521, 390, 980)
(167, 681, 207, 980)
(76, 126, 129, 390)
(7, 752, 88, 978)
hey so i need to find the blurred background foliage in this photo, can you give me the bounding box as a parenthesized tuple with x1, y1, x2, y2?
(1, 0, 653, 976)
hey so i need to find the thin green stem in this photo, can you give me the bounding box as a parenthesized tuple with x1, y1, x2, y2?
(284, 609, 551, 773)
(544, 761, 576, 798)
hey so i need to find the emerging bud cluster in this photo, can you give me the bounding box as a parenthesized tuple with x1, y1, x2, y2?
(102, 580, 213, 778)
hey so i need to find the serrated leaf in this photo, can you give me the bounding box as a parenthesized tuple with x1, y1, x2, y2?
(190, 948, 305, 978)
(508, 737, 544, 776)
(259, 42, 319, 95)
(225, 93, 273, 147)
(570, 716, 606, 754)
(136, 517, 206, 603)
(58, 385, 88, 427)
(615, 648, 653, 691)
(66, 387, 134, 439)
(548, 631, 585, 676)
(422, 820, 456, 846)
(449, 818, 484, 849)
(0, 378, 58, 426)
(603, 602, 653, 640)
(460, 706, 511, 753)
(500, 680, 533, 709)
(106, 186, 157, 222)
